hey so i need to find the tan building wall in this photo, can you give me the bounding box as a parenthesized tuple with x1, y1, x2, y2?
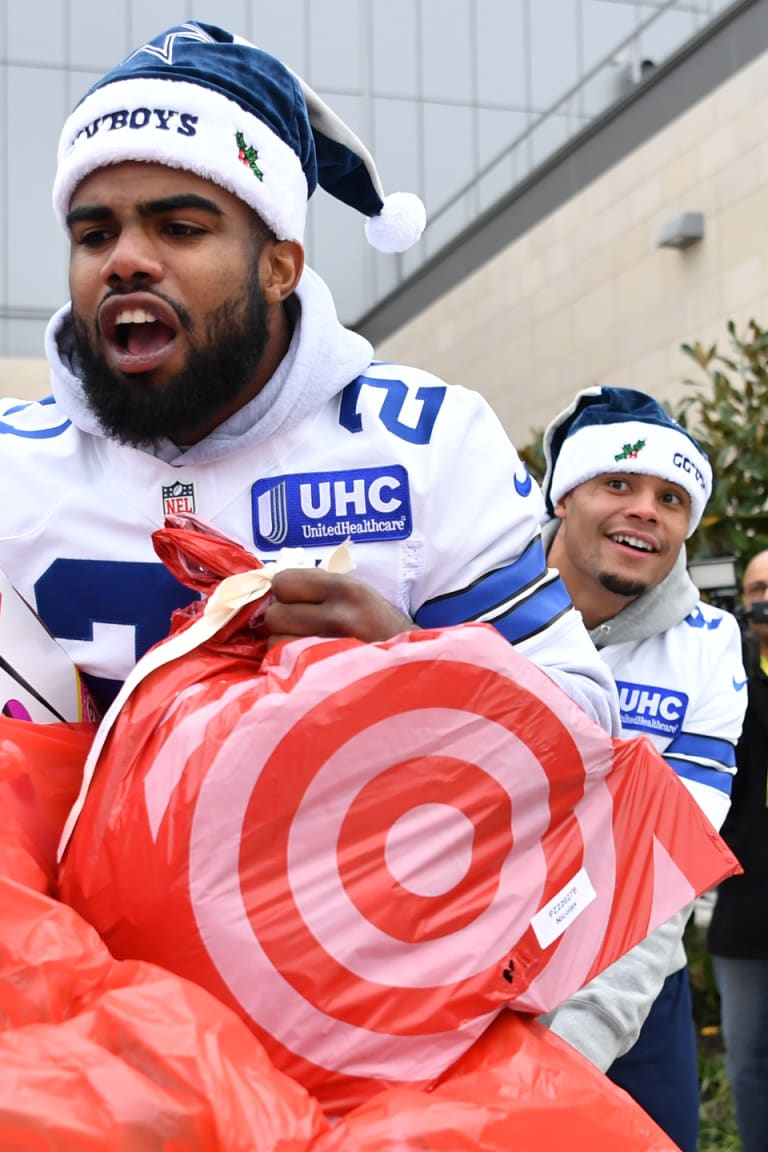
(0, 358, 50, 400)
(378, 47, 768, 451)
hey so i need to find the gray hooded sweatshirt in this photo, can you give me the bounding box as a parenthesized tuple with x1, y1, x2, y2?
(540, 518, 698, 1072)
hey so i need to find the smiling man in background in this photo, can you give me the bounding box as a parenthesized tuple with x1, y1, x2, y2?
(540, 386, 746, 1152)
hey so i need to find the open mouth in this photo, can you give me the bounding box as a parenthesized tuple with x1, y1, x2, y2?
(113, 308, 176, 356)
(98, 295, 180, 371)
(609, 533, 657, 554)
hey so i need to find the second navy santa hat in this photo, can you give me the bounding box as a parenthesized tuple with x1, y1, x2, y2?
(542, 386, 712, 537)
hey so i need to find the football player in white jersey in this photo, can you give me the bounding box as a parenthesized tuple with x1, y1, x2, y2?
(0, 21, 618, 733)
(540, 385, 746, 1152)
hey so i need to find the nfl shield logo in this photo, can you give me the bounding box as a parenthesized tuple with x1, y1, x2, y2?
(162, 481, 196, 516)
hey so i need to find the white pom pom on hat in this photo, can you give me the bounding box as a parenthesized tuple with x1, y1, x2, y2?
(365, 192, 427, 253)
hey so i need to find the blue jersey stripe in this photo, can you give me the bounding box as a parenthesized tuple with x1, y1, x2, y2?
(665, 732, 737, 769)
(489, 579, 573, 644)
(1, 397, 65, 437)
(1, 395, 54, 416)
(414, 537, 548, 628)
(665, 756, 734, 796)
(0, 414, 71, 438)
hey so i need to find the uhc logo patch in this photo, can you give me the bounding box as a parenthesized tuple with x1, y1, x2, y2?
(616, 679, 689, 737)
(252, 466, 412, 550)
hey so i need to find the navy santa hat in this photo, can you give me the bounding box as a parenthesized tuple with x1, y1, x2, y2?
(53, 20, 426, 254)
(542, 386, 712, 537)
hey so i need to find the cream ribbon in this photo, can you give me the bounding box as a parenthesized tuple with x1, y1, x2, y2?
(58, 540, 354, 859)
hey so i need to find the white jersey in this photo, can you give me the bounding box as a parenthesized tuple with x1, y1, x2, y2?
(598, 602, 745, 832)
(542, 528, 746, 1073)
(0, 270, 618, 728)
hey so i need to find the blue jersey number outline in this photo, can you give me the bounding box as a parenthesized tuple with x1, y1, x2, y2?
(339, 375, 446, 444)
(34, 558, 197, 706)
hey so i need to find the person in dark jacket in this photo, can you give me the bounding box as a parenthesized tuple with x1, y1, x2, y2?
(707, 548, 768, 1152)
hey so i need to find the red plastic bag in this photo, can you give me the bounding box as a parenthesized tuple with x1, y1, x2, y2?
(0, 877, 329, 1150)
(0, 717, 94, 891)
(0, 716, 330, 1149)
(0, 881, 677, 1150)
(58, 521, 738, 1115)
(0, 713, 676, 1149)
(316, 1014, 677, 1151)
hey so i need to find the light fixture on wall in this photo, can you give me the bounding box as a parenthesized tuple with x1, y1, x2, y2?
(655, 211, 705, 250)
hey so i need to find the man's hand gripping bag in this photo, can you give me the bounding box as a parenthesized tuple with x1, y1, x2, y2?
(58, 519, 738, 1116)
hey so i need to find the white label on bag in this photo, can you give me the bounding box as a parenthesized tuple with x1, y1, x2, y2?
(531, 867, 597, 949)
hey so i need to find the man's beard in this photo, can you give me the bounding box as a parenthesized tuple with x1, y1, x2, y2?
(599, 571, 649, 599)
(71, 268, 270, 447)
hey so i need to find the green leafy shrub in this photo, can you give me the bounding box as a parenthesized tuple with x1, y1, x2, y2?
(676, 319, 768, 567)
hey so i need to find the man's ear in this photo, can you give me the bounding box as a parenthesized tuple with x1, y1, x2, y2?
(260, 239, 304, 304)
(554, 493, 570, 518)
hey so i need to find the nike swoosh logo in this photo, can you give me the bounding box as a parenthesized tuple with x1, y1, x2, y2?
(514, 469, 533, 498)
(733, 676, 748, 691)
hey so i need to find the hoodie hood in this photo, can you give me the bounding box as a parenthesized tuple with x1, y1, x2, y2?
(45, 264, 373, 466)
(542, 517, 699, 649)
